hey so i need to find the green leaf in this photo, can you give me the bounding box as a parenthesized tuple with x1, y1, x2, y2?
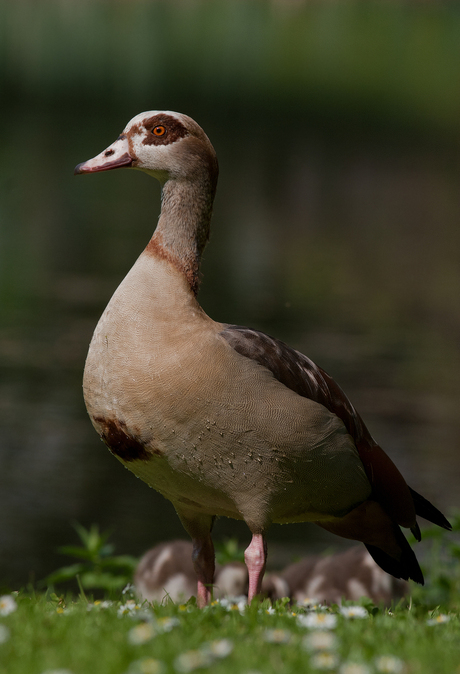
(79, 571, 130, 591)
(100, 555, 138, 571)
(45, 563, 87, 585)
(57, 545, 94, 561)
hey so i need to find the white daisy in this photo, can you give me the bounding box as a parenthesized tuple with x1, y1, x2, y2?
(263, 628, 292, 644)
(302, 630, 338, 652)
(339, 605, 369, 619)
(156, 616, 180, 632)
(174, 649, 213, 672)
(259, 606, 276, 615)
(297, 613, 337, 629)
(311, 651, 339, 670)
(375, 655, 405, 673)
(426, 613, 450, 626)
(88, 600, 114, 611)
(118, 600, 141, 618)
(125, 658, 166, 674)
(202, 639, 233, 658)
(339, 663, 371, 674)
(0, 595, 17, 616)
(301, 597, 321, 609)
(128, 622, 156, 645)
(215, 596, 246, 613)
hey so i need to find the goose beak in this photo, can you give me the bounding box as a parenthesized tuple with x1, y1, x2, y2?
(74, 135, 134, 175)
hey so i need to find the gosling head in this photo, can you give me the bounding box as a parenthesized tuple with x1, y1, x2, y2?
(74, 111, 218, 190)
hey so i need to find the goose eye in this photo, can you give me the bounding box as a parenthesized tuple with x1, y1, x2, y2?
(152, 125, 166, 137)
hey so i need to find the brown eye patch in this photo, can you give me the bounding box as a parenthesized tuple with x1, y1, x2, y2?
(143, 114, 188, 146)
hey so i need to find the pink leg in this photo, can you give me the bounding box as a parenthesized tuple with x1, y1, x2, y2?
(245, 533, 267, 602)
(192, 535, 215, 608)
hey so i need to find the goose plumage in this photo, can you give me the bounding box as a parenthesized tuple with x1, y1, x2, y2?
(75, 111, 450, 607)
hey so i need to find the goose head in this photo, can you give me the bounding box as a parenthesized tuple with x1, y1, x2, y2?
(74, 110, 218, 191)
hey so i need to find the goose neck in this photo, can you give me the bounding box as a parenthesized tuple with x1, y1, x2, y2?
(146, 176, 215, 296)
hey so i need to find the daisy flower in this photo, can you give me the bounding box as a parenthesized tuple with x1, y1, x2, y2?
(215, 596, 246, 614)
(202, 639, 233, 658)
(0, 595, 17, 616)
(156, 616, 180, 632)
(302, 630, 338, 652)
(426, 614, 450, 626)
(339, 606, 368, 619)
(264, 628, 292, 644)
(99, 600, 114, 609)
(311, 652, 339, 670)
(339, 663, 371, 674)
(259, 606, 276, 615)
(300, 597, 321, 609)
(87, 600, 114, 611)
(297, 613, 337, 630)
(118, 600, 141, 618)
(125, 658, 166, 674)
(128, 622, 156, 645)
(375, 655, 405, 673)
(174, 649, 213, 672)
(56, 606, 74, 615)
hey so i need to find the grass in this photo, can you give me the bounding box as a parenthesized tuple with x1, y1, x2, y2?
(0, 524, 460, 674)
(0, 590, 458, 674)
(0, 516, 460, 674)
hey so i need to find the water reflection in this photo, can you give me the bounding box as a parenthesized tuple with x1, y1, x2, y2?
(1, 104, 459, 589)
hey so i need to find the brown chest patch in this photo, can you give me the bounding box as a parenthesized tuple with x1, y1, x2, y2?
(93, 416, 161, 462)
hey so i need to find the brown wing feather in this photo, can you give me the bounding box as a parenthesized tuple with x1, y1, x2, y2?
(220, 325, 416, 528)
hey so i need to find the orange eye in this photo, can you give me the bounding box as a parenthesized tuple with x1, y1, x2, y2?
(152, 125, 166, 136)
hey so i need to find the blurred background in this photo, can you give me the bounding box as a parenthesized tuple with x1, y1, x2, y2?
(1, 0, 459, 590)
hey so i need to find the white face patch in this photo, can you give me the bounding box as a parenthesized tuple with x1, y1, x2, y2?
(122, 110, 193, 181)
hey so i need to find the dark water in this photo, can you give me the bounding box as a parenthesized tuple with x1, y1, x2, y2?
(1, 2, 460, 589)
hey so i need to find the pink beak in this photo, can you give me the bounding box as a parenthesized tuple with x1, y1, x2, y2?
(74, 135, 133, 175)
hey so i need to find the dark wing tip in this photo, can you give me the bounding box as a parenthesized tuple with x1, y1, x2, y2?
(411, 522, 422, 542)
(409, 487, 452, 531)
(365, 531, 424, 585)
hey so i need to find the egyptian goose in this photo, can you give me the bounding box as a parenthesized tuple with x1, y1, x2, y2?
(134, 540, 251, 604)
(134, 540, 407, 606)
(281, 545, 408, 606)
(75, 111, 450, 608)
